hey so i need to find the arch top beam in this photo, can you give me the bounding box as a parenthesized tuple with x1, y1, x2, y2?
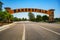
(5, 7, 54, 15)
(5, 7, 55, 22)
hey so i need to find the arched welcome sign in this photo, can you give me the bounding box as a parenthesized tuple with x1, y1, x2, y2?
(5, 7, 54, 22)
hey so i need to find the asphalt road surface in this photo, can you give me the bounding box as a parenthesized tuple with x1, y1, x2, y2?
(0, 21, 60, 40)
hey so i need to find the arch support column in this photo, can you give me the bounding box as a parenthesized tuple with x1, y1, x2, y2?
(48, 9, 54, 22)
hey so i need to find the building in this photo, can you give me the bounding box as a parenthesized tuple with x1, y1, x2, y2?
(0, 1, 3, 11)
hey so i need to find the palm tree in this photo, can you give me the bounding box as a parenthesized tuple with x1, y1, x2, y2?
(0, 11, 14, 23)
(3, 11, 14, 23)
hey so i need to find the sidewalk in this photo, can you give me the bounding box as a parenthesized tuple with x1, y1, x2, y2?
(0, 22, 16, 32)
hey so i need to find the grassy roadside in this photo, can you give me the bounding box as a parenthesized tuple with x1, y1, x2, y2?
(55, 22, 60, 24)
(0, 22, 12, 26)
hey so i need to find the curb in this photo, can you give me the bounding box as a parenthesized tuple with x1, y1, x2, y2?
(0, 22, 17, 32)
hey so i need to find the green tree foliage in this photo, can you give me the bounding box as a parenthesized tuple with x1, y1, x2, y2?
(42, 15, 49, 22)
(18, 18, 21, 21)
(13, 17, 21, 21)
(36, 15, 42, 22)
(28, 12, 35, 21)
(21, 18, 27, 21)
(0, 11, 3, 21)
(55, 18, 60, 22)
(0, 11, 14, 23)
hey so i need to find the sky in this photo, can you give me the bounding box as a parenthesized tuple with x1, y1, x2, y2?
(0, 0, 60, 18)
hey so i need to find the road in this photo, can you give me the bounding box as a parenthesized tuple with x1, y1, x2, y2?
(0, 21, 60, 40)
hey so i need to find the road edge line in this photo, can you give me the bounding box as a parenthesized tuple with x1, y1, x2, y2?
(22, 24, 25, 40)
(39, 26, 60, 35)
(0, 22, 16, 32)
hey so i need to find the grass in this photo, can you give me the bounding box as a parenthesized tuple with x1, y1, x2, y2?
(0, 22, 12, 26)
(56, 22, 60, 24)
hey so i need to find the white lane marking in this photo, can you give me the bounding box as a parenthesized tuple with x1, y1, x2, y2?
(39, 26, 60, 35)
(22, 24, 25, 40)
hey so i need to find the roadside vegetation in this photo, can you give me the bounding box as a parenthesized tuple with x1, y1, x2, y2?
(28, 12, 49, 22)
(28, 12, 60, 23)
(0, 10, 60, 26)
(0, 10, 28, 26)
(0, 11, 13, 26)
(54, 18, 60, 24)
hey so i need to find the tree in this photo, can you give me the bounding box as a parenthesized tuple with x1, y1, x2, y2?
(13, 17, 22, 21)
(24, 18, 27, 21)
(3, 11, 14, 23)
(0, 11, 4, 22)
(13, 17, 19, 21)
(18, 18, 21, 21)
(0, 11, 14, 23)
(55, 18, 60, 22)
(22, 18, 25, 21)
(36, 15, 42, 22)
(28, 12, 35, 21)
(42, 15, 49, 22)
(21, 18, 27, 21)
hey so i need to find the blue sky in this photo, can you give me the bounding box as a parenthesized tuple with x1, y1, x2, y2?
(0, 0, 60, 18)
